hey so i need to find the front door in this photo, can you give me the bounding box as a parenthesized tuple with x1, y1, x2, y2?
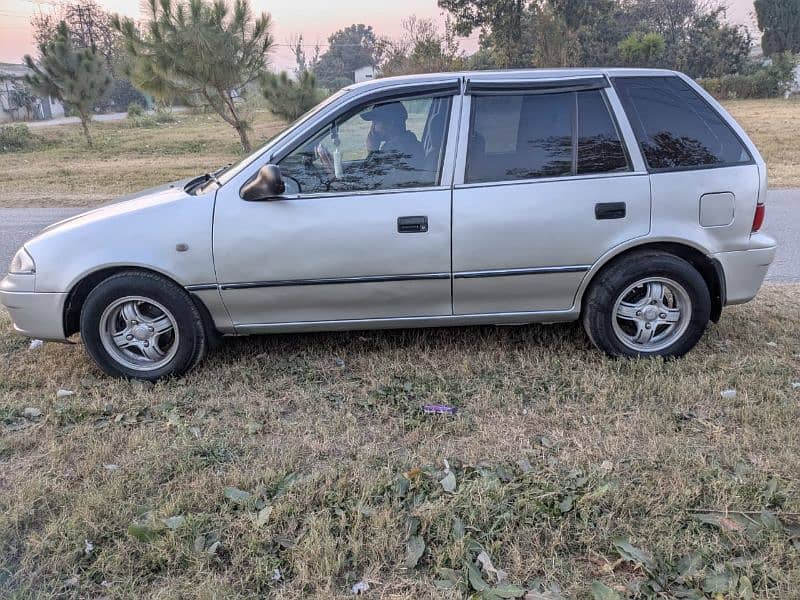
(213, 91, 458, 327)
(451, 80, 651, 315)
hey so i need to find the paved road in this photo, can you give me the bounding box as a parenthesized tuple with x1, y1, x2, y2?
(24, 107, 189, 129)
(0, 190, 797, 280)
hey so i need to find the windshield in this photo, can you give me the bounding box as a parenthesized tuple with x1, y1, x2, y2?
(216, 88, 350, 185)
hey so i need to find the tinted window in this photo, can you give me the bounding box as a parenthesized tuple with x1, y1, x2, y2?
(465, 89, 629, 184)
(278, 95, 451, 194)
(577, 90, 628, 174)
(612, 76, 751, 171)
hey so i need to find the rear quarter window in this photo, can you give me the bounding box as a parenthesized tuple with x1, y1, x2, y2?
(612, 75, 752, 171)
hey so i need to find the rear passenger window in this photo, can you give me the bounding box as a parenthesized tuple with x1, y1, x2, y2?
(578, 90, 629, 174)
(465, 88, 629, 184)
(612, 76, 752, 171)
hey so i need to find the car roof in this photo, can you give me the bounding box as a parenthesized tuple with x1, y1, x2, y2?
(345, 67, 680, 93)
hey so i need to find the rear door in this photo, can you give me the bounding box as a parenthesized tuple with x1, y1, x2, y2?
(451, 77, 651, 315)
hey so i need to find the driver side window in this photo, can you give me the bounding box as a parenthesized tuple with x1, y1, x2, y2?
(277, 94, 452, 195)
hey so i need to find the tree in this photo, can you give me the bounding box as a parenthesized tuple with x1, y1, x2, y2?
(289, 34, 320, 77)
(755, 0, 800, 56)
(618, 32, 666, 67)
(379, 16, 464, 76)
(313, 24, 378, 90)
(438, 0, 527, 67)
(261, 71, 324, 121)
(32, 0, 120, 69)
(24, 21, 111, 146)
(113, 0, 274, 152)
(623, 0, 751, 78)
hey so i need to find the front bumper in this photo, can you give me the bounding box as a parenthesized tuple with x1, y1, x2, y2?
(0, 275, 68, 341)
(713, 233, 777, 306)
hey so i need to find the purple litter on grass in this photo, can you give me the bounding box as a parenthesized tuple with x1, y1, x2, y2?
(422, 404, 457, 415)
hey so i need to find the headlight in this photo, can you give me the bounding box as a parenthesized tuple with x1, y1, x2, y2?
(9, 247, 35, 274)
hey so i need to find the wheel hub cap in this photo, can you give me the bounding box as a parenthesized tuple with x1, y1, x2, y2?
(98, 296, 180, 372)
(642, 306, 658, 321)
(132, 324, 151, 340)
(611, 277, 692, 353)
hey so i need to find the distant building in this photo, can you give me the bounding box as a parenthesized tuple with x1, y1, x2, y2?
(355, 65, 376, 83)
(0, 63, 64, 124)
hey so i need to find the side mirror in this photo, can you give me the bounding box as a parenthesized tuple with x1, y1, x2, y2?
(241, 164, 286, 201)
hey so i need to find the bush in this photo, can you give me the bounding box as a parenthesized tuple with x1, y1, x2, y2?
(126, 108, 177, 128)
(0, 124, 34, 152)
(127, 101, 145, 117)
(699, 52, 798, 99)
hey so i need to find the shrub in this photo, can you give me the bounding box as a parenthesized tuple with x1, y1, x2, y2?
(0, 124, 34, 152)
(699, 52, 798, 99)
(127, 101, 145, 117)
(126, 108, 177, 128)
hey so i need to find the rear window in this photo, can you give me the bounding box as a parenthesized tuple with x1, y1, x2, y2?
(612, 76, 752, 171)
(465, 89, 629, 184)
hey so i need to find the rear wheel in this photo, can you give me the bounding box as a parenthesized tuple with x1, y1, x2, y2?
(583, 251, 711, 358)
(80, 271, 207, 380)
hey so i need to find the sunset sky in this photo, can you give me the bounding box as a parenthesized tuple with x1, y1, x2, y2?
(0, 0, 759, 69)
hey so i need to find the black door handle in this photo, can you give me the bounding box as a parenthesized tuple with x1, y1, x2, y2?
(397, 215, 428, 233)
(595, 202, 626, 220)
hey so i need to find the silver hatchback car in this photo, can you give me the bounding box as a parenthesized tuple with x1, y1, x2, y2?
(1, 68, 777, 380)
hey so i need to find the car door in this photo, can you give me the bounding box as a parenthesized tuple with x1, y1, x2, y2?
(451, 76, 652, 315)
(212, 87, 460, 329)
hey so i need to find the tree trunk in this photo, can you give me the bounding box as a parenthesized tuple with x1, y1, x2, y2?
(79, 113, 93, 148)
(223, 93, 251, 153)
(234, 119, 252, 153)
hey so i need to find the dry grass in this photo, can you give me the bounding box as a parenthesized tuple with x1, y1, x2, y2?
(724, 97, 800, 189)
(0, 108, 286, 209)
(1, 284, 799, 598)
(1, 97, 800, 209)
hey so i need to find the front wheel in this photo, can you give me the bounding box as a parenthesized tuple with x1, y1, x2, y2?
(80, 271, 207, 380)
(582, 251, 711, 358)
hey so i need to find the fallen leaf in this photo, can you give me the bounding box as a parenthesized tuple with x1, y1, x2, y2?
(404, 535, 425, 568)
(440, 471, 457, 493)
(477, 550, 508, 583)
(163, 515, 185, 530)
(467, 563, 490, 592)
(255, 505, 273, 527)
(612, 537, 655, 571)
(127, 523, 162, 542)
(491, 583, 526, 598)
(223, 486, 251, 505)
(590, 581, 622, 600)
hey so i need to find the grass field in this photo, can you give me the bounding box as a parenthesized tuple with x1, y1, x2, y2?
(1, 97, 799, 209)
(1, 284, 799, 598)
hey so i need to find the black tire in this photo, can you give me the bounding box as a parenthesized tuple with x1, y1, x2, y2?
(582, 251, 711, 358)
(80, 271, 207, 380)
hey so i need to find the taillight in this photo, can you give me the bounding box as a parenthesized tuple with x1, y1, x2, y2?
(752, 202, 765, 232)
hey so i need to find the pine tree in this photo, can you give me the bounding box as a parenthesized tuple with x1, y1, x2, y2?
(24, 21, 111, 147)
(113, 0, 273, 152)
(261, 71, 323, 121)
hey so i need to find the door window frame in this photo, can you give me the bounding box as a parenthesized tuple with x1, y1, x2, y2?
(238, 82, 463, 201)
(454, 77, 649, 188)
